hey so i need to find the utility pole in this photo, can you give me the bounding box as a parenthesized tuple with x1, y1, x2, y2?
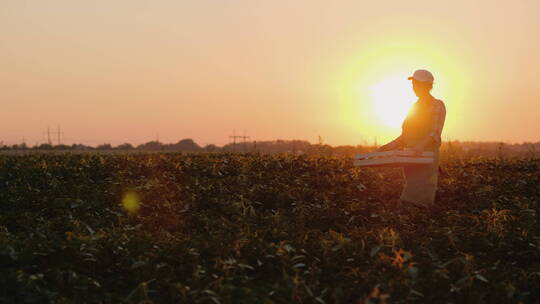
(56, 126, 64, 145)
(229, 129, 240, 152)
(47, 127, 52, 145)
(229, 129, 250, 153)
(241, 129, 250, 153)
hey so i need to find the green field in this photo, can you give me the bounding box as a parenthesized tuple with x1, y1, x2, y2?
(1, 153, 539, 303)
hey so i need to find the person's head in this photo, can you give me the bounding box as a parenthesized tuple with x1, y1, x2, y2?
(408, 69, 434, 98)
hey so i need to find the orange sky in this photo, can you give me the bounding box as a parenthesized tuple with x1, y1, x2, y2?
(1, 0, 539, 146)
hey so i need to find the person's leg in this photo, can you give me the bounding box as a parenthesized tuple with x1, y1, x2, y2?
(387, 197, 403, 212)
(400, 165, 434, 207)
(399, 198, 429, 212)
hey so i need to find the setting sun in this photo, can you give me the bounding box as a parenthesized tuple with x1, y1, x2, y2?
(336, 37, 471, 144)
(370, 75, 417, 128)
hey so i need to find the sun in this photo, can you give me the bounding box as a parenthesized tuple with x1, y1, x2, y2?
(337, 38, 468, 143)
(370, 75, 417, 128)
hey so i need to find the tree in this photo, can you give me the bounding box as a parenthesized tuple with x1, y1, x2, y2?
(136, 141, 162, 151)
(38, 143, 53, 150)
(116, 143, 134, 150)
(96, 143, 113, 150)
(204, 144, 220, 152)
(171, 139, 201, 152)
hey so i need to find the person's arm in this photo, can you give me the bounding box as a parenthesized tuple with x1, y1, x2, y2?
(412, 100, 446, 154)
(376, 135, 404, 152)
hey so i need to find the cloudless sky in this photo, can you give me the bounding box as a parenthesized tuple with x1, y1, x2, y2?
(1, 0, 539, 146)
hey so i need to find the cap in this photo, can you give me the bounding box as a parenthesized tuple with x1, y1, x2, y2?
(408, 69, 434, 83)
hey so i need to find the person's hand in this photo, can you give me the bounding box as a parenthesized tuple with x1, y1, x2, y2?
(376, 143, 392, 152)
(376, 142, 398, 152)
(411, 143, 424, 156)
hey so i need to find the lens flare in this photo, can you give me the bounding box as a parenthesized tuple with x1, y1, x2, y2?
(122, 191, 141, 215)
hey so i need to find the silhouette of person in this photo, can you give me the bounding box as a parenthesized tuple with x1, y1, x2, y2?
(377, 69, 446, 211)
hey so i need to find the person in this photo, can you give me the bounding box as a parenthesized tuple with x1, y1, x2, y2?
(376, 69, 446, 211)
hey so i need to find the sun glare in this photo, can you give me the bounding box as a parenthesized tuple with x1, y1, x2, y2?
(336, 37, 469, 144)
(370, 75, 416, 128)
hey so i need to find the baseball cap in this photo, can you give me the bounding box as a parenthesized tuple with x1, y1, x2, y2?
(408, 69, 434, 83)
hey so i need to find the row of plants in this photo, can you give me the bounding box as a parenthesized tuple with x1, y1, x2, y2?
(0, 153, 538, 303)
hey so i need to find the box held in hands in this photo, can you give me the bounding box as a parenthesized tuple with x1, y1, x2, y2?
(354, 150, 434, 167)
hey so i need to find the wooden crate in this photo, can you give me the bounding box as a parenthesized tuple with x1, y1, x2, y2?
(354, 150, 434, 167)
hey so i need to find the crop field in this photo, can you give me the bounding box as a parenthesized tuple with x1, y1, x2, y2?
(1, 153, 539, 303)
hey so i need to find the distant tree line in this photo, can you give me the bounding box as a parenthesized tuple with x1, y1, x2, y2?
(0, 138, 538, 158)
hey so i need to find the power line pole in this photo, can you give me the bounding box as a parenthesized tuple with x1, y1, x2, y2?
(229, 129, 240, 152)
(56, 126, 64, 145)
(317, 135, 324, 155)
(229, 129, 250, 153)
(241, 129, 250, 153)
(47, 127, 52, 145)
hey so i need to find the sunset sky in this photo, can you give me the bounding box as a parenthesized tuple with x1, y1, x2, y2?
(1, 0, 539, 147)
